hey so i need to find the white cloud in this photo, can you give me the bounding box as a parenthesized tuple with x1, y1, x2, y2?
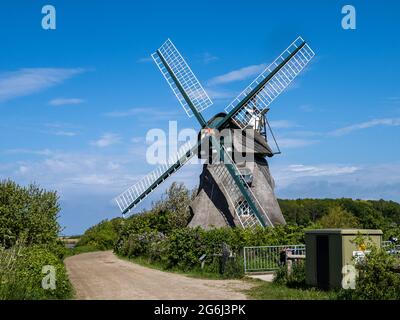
(277, 138, 318, 149)
(208, 63, 266, 85)
(273, 163, 360, 189)
(287, 164, 359, 176)
(54, 131, 78, 137)
(330, 118, 400, 136)
(17, 165, 29, 174)
(90, 133, 121, 148)
(0, 68, 85, 102)
(103, 108, 147, 117)
(205, 88, 235, 100)
(3, 148, 53, 156)
(49, 98, 85, 106)
(137, 57, 153, 63)
(131, 136, 144, 143)
(269, 120, 297, 129)
(201, 52, 219, 64)
(103, 107, 180, 120)
(299, 105, 313, 112)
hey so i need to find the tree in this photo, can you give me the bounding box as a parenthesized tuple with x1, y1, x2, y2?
(152, 182, 194, 230)
(316, 206, 360, 229)
(0, 180, 61, 248)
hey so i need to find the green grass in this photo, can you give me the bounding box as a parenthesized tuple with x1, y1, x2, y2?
(244, 279, 334, 300)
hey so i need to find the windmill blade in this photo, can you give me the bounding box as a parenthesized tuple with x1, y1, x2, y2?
(152, 39, 213, 123)
(224, 36, 315, 129)
(114, 140, 198, 215)
(210, 138, 273, 229)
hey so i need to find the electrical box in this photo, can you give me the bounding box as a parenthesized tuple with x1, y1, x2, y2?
(305, 229, 383, 289)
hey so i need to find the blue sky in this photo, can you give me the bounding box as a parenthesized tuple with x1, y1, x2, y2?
(0, 0, 399, 234)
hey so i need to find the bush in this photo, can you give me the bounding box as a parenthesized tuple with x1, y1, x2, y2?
(115, 224, 306, 278)
(336, 247, 400, 300)
(76, 218, 123, 251)
(274, 262, 306, 288)
(1, 246, 73, 300)
(0, 180, 61, 248)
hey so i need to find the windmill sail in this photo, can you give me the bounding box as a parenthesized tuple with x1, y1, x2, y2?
(114, 140, 198, 215)
(152, 39, 213, 119)
(210, 145, 273, 228)
(224, 37, 315, 129)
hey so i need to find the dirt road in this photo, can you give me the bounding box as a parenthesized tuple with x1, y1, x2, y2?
(64, 251, 254, 300)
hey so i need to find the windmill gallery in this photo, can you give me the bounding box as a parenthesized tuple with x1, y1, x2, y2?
(114, 37, 315, 229)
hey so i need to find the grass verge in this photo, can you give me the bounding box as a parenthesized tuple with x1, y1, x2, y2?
(244, 278, 333, 300)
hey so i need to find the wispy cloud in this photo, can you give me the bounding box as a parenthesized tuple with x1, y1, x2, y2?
(205, 88, 235, 100)
(103, 108, 148, 117)
(137, 57, 153, 63)
(201, 52, 219, 64)
(103, 107, 180, 119)
(208, 63, 266, 86)
(90, 133, 121, 147)
(49, 98, 85, 106)
(0, 68, 85, 102)
(287, 164, 359, 176)
(299, 104, 313, 112)
(54, 131, 78, 137)
(277, 138, 319, 149)
(273, 163, 361, 189)
(3, 148, 53, 156)
(269, 120, 297, 129)
(330, 118, 400, 136)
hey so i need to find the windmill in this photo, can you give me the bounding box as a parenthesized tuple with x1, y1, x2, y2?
(114, 37, 315, 229)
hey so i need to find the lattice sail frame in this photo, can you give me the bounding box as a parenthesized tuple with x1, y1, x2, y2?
(152, 39, 213, 117)
(225, 37, 315, 129)
(114, 140, 197, 214)
(209, 145, 273, 229)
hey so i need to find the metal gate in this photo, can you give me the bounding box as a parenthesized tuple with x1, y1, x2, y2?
(243, 244, 306, 273)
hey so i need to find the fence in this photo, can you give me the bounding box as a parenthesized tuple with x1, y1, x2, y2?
(244, 241, 399, 273)
(383, 241, 400, 256)
(243, 244, 305, 273)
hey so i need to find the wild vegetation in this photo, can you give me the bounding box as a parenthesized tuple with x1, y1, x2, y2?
(0, 179, 73, 300)
(110, 183, 400, 297)
(3, 176, 399, 299)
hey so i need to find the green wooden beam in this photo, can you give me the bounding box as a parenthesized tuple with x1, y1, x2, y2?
(157, 50, 207, 127)
(213, 42, 306, 130)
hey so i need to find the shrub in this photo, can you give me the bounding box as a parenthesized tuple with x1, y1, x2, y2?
(274, 261, 306, 288)
(1, 246, 73, 300)
(76, 218, 123, 251)
(0, 180, 61, 248)
(336, 247, 400, 300)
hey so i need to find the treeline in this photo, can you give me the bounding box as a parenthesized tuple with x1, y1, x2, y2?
(279, 198, 400, 237)
(77, 187, 400, 254)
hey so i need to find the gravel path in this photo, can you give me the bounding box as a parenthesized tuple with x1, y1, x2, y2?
(64, 251, 254, 300)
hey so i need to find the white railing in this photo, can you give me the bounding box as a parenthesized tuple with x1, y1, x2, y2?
(243, 244, 306, 273)
(382, 241, 400, 255)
